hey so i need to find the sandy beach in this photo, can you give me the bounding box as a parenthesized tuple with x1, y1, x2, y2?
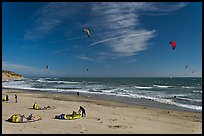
(2, 88, 202, 134)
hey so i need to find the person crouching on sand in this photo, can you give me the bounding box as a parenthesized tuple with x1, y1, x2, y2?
(78, 106, 86, 117)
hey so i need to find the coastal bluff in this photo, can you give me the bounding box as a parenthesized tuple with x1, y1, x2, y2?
(2, 70, 24, 80)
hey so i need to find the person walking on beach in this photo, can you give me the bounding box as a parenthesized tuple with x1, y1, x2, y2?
(14, 94, 17, 103)
(78, 106, 86, 117)
(77, 91, 79, 96)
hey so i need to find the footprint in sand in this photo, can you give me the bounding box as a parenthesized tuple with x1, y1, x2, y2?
(110, 119, 118, 121)
(79, 125, 87, 132)
(108, 125, 127, 129)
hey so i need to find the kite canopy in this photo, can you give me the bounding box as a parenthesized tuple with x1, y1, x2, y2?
(169, 41, 176, 50)
(83, 28, 90, 37)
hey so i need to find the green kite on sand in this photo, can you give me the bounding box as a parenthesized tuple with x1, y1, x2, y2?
(32, 102, 55, 110)
(55, 111, 82, 120)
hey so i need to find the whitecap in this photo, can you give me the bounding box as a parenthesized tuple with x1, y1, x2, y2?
(135, 86, 153, 89)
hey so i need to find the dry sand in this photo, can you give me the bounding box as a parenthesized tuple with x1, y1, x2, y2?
(2, 89, 202, 134)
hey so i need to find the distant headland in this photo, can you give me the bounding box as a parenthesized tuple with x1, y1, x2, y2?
(2, 70, 24, 81)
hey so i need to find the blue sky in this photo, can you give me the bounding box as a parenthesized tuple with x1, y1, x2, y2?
(2, 2, 202, 77)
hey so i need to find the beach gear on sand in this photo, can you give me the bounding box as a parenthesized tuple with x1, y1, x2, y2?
(32, 103, 55, 110)
(55, 111, 82, 120)
(33, 103, 39, 109)
(2, 95, 9, 102)
(2, 96, 7, 101)
(6, 114, 42, 123)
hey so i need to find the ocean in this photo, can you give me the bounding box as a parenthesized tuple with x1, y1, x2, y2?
(2, 77, 202, 112)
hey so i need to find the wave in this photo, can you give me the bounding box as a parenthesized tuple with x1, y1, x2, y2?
(128, 94, 202, 111)
(153, 85, 173, 88)
(2, 78, 202, 112)
(181, 86, 195, 89)
(174, 103, 202, 111)
(135, 86, 153, 89)
(176, 97, 202, 103)
(2, 84, 88, 93)
(36, 79, 80, 84)
(192, 91, 202, 94)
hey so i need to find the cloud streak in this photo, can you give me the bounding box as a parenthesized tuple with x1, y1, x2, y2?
(77, 55, 95, 62)
(90, 30, 156, 46)
(2, 61, 46, 76)
(2, 61, 61, 77)
(24, 2, 187, 58)
(24, 2, 84, 41)
(87, 2, 186, 57)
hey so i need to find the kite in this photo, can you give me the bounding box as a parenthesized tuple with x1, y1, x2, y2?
(169, 41, 176, 50)
(83, 28, 91, 38)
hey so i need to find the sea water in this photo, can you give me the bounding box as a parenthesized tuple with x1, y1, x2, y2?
(2, 77, 202, 112)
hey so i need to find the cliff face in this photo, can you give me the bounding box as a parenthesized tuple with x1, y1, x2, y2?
(2, 70, 24, 80)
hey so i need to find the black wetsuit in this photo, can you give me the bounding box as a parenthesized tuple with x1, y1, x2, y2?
(6, 95, 9, 101)
(79, 106, 86, 117)
(15, 95, 17, 103)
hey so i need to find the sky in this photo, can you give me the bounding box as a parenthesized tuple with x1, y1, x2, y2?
(2, 2, 202, 77)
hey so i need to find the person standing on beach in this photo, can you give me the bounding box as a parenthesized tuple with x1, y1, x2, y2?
(78, 106, 86, 117)
(14, 94, 17, 103)
(6, 95, 9, 101)
(77, 91, 79, 96)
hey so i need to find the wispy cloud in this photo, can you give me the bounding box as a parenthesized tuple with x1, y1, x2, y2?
(85, 2, 187, 57)
(77, 55, 96, 62)
(2, 61, 45, 75)
(90, 30, 156, 46)
(24, 2, 84, 41)
(52, 48, 70, 54)
(2, 61, 62, 77)
(24, 2, 187, 58)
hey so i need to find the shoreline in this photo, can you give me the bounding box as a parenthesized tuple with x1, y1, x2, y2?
(2, 87, 201, 113)
(2, 88, 202, 134)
